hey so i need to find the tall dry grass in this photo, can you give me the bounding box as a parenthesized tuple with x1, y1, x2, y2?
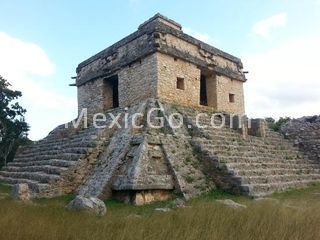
(0, 186, 320, 240)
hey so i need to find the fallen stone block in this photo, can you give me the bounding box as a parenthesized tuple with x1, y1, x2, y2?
(66, 195, 107, 216)
(253, 197, 278, 202)
(154, 207, 171, 213)
(169, 198, 186, 208)
(11, 183, 31, 201)
(216, 199, 247, 209)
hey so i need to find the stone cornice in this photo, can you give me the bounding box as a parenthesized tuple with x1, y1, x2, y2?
(76, 14, 246, 86)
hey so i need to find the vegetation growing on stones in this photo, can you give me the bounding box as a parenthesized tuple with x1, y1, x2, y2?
(265, 117, 291, 132)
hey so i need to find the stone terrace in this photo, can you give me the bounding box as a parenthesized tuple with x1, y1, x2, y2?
(1, 100, 320, 202)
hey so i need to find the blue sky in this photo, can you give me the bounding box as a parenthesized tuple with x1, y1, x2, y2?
(0, 0, 320, 140)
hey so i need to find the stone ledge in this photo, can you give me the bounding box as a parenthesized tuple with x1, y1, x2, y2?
(76, 15, 244, 81)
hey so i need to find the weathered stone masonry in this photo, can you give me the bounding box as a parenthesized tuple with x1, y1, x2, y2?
(2, 14, 320, 204)
(281, 116, 320, 162)
(76, 13, 246, 115)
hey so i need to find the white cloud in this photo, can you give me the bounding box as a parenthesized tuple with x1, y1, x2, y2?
(243, 35, 320, 120)
(0, 32, 55, 79)
(184, 27, 216, 45)
(0, 32, 77, 140)
(252, 13, 287, 38)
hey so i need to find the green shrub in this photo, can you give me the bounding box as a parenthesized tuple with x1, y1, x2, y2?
(265, 117, 291, 132)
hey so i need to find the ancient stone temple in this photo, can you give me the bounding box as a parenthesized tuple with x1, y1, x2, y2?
(76, 13, 246, 115)
(1, 14, 320, 205)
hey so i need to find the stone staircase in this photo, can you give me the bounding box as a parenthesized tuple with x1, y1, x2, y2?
(177, 106, 320, 197)
(1, 100, 319, 201)
(0, 108, 125, 197)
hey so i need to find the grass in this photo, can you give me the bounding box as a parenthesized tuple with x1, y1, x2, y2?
(185, 175, 195, 183)
(1, 184, 320, 240)
(0, 183, 11, 194)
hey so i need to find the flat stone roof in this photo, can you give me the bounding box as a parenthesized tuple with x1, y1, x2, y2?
(76, 13, 246, 86)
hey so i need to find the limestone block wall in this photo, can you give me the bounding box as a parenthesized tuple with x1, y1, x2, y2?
(78, 52, 245, 115)
(77, 53, 158, 115)
(164, 33, 239, 73)
(77, 78, 105, 116)
(155, 33, 245, 112)
(216, 75, 245, 114)
(77, 33, 152, 85)
(75, 14, 247, 115)
(157, 52, 201, 107)
(248, 119, 266, 138)
(118, 53, 158, 107)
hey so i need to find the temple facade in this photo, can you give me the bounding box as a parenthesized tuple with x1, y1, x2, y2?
(75, 13, 246, 115)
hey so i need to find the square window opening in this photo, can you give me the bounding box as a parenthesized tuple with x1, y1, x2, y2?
(229, 93, 235, 103)
(176, 77, 185, 90)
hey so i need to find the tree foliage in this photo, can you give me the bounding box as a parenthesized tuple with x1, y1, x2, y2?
(0, 76, 30, 167)
(265, 117, 291, 132)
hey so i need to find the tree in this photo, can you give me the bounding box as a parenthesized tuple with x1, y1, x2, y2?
(265, 117, 291, 132)
(0, 76, 30, 167)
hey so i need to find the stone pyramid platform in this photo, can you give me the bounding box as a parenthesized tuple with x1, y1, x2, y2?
(1, 99, 320, 204)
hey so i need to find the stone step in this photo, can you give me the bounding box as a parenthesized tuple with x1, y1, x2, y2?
(0, 171, 60, 183)
(31, 135, 100, 148)
(8, 159, 77, 168)
(0, 176, 49, 193)
(195, 118, 233, 125)
(196, 136, 295, 148)
(0, 109, 126, 197)
(18, 140, 98, 154)
(200, 142, 298, 151)
(265, 134, 281, 140)
(52, 125, 102, 135)
(196, 125, 235, 133)
(15, 152, 85, 162)
(243, 179, 320, 197)
(226, 162, 320, 170)
(237, 173, 320, 185)
(199, 139, 299, 149)
(233, 168, 320, 176)
(24, 142, 103, 156)
(179, 106, 320, 196)
(20, 143, 90, 156)
(30, 127, 105, 145)
(34, 130, 99, 145)
(247, 138, 292, 148)
(203, 129, 241, 136)
(2, 165, 68, 175)
(217, 156, 311, 165)
(301, 139, 320, 144)
(199, 141, 295, 151)
(205, 149, 301, 159)
(201, 146, 301, 157)
(18, 147, 93, 158)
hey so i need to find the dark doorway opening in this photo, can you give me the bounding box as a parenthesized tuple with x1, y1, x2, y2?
(200, 74, 208, 106)
(103, 75, 119, 110)
(110, 77, 119, 108)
